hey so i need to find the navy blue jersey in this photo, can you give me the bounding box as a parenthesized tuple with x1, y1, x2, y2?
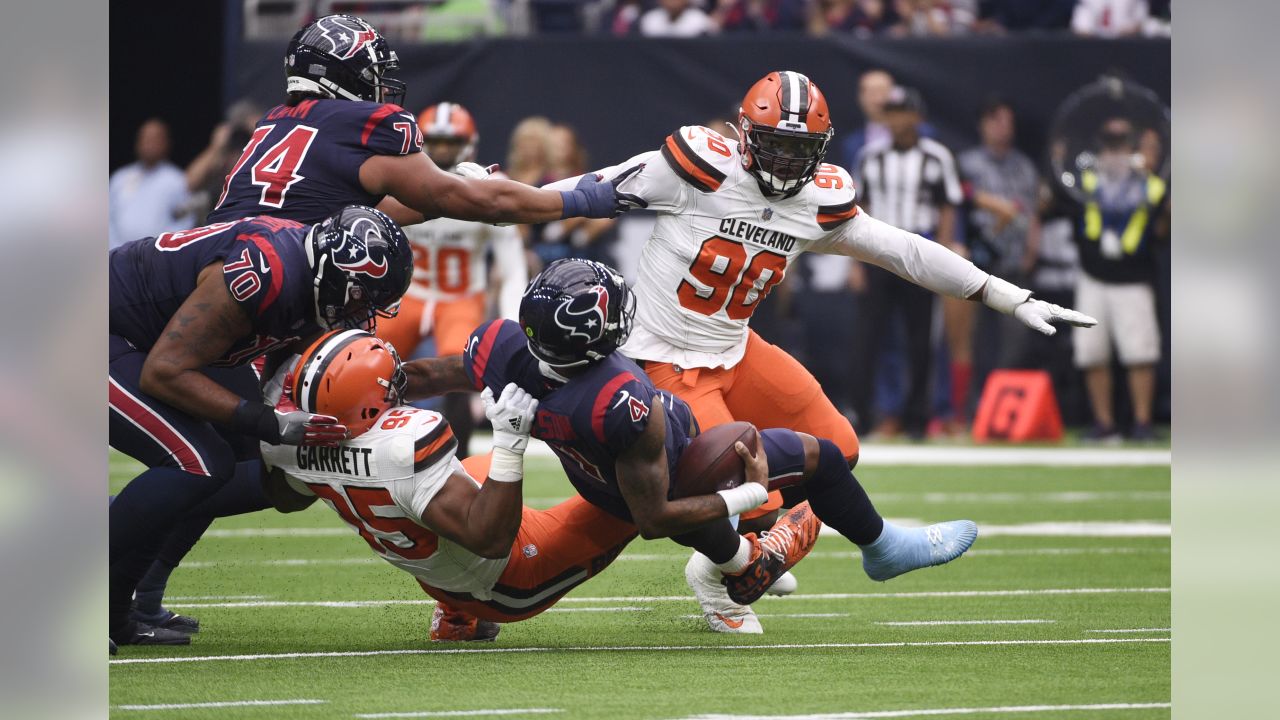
(206, 98, 422, 225)
(463, 319, 697, 521)
(109, 216, 321, 367)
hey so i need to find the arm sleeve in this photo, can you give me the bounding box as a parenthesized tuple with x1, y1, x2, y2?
(815, 210, 990, 299)
(461, 319, 533, 393)
(222, 235, 286, 319)
(395, 455, 462, 520)
(541, 150, 685, 213)
(490, 226, 527, 321)
(597, 378, 657, 454)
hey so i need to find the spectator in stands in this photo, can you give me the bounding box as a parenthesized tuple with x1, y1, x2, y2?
(505, 115, 552, 186)
(610, 0, 645, 35)
(1071, 0, 1148, 38)
(1069, 117, 1168, 441)
(639, 0, 718, 36)
(838, 69, 894, 169)
(809, 0, 899, 36)
(958, 97, 1041, 413)
(109, 118, 193, 249)
(182, 99, 262, 223)
(848, 86, 963, 440)
(714, 0, 808, 32)
(528, 123, 614, 268)
(890, 0, 976, 36)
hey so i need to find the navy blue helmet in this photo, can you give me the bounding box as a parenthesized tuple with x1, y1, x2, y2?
(520, 259, 636, 368)
(284, 14, 405, 105)
(307, 205, 412, 331)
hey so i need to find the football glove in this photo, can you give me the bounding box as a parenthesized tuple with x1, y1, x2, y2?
(559, 164, 649, 219)
(982, 276, 1097, 336)
(482, 383, 538, 455)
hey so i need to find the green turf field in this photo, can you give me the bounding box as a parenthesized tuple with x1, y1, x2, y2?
(108, 449, 1170, 719)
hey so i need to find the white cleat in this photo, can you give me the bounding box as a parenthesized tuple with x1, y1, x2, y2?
(765, 570, 797, 596)
(684, 551, 763, 634)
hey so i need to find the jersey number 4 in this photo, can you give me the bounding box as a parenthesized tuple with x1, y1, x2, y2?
(215, 124, 319, 210)
(677, 237, 787, 320)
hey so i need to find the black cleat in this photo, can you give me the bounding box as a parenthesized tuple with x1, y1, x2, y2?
(109, 638, 118, 655)
(131, 605, 200, 634)
(111, 620, 191, 647)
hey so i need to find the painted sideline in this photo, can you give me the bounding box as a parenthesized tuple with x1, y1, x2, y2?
(109, 637, 1169, 665)
(164, 586, 1169, 610)
(113, 699, 326, 711)
(355, 710, 563, 719)
(674, 702, 1172, 719)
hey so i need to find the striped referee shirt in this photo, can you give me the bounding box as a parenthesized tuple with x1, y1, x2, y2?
(855, 137, 963, 237)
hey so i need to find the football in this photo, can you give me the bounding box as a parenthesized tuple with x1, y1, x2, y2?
(672, 421, 761, 498)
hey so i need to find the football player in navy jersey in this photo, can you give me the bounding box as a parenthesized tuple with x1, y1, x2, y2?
(108, 205, 411, 648)
(206, 14, 641, 229)
(401, 259, 980, 633)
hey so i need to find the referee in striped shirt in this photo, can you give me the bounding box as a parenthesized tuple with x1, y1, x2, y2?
(849, 86, 964, 439)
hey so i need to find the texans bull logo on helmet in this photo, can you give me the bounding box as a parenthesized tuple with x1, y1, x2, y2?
(314, 15, 380, 61)
(332, 216, 389, 279)
(553, 285, 610, 343)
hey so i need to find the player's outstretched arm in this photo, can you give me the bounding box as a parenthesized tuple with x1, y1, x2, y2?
(827, 210, 1097, 337)
(420, 384, 536, 558)
(401, 355, 472, 401)
(616, 402, 742, 540)
(360, 152, 632, 224)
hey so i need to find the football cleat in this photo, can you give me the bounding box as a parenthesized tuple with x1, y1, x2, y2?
(131, 604, 200, 635)
(429, 603, 500, 642)
(109, 638, 118, 655)
(723, 502, 822, 605)
(110, 620, 191, 647)
(766, 570, 798, 596)
(684, 551, 762, 634)
(861, 520, 979, 582)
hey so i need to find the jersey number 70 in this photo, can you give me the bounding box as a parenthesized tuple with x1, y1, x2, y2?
(677, 237, 787, 320)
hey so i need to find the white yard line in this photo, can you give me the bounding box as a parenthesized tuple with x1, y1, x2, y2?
(173, 546, 1169, 570)
(109, 638, 1169, 666)
(165, 586, 1170, 610)
(871, 491, 1169, 504)
(674, 702, 1172, 719)
(875, 620, 1054, 627)
(162, 595, 269, 600)
(819, 521, 1170, 538)
(1086, 628, 1171, 634)
(113, 699, 326, 711)
(355, 710, 563, 719)
(506, 438, 1171, 466)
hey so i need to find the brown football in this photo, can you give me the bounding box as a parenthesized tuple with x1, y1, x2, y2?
(672, 421, 761, 499)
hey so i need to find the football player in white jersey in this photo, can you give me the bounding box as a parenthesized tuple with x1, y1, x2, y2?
(377, 102, 528, 457)
(261, 330, 638, 641)
(546, 70, 1096, 622)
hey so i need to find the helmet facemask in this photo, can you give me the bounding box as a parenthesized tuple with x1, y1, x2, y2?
(742, 118, 832, 196)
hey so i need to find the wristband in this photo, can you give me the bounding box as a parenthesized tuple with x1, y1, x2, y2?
(559, 189, 583, 219)
(231, 400, 280, 444)
(487, 445, 525, 483)
(981, 275, 1033, 315)
(717, 483, 769, 517)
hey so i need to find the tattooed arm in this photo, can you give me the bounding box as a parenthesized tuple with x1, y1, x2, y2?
(139, 263, 254, 424)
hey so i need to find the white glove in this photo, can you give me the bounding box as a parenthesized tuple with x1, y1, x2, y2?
(982, 276, 1098, 336)
(483, 383, 538, 455)
(453, 162, 497, 179)
(1012, 299, 1098, 336)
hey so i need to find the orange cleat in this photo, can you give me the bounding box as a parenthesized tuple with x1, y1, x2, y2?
(723, 502, 822, 605)
(429, 602, 500, 642)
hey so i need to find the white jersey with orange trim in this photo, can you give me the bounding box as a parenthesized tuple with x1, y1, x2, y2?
(545, 124, 990, 370)
(260, 406, 509, 599)
(404, 199, 525, 319)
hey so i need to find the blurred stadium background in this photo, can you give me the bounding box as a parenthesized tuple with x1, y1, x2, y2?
(110, 0, 1171, 440)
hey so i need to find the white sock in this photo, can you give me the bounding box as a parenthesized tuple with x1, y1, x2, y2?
(715, 536, 753, 575)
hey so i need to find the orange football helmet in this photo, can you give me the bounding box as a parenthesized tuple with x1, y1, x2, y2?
(290, 329, 407, 438)
(417, 101, 478, 169)
(738, 71, 834, 196)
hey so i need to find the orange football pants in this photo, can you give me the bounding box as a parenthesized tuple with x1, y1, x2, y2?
(417, 454, 639, 623)
(377, 293, 486, 359)
(642, 330, 861, 518)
